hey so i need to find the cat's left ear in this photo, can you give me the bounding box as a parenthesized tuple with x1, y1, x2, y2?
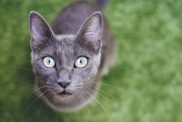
(29, 11, 54, 51)
(77, 12, 103, 53)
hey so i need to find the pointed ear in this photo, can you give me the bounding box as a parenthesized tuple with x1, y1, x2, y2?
(29, 11, 54, 51)
(77, 12, 103, 53)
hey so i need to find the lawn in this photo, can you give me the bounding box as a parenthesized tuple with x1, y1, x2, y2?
(0, 0, 182, 122)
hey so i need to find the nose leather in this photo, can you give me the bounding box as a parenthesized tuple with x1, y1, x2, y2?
(57, 69, 71, 88)
(57, 81, 70, 88)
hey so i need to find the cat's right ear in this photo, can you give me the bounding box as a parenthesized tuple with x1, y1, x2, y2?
(29, 11, 54, 52)
(76, 12, 103, 53)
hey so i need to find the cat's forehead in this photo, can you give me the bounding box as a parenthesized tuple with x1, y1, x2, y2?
(55, 34, 76, 42)
(53, 35, 75, 58)
(54, 34, 92, 57)
(55, 34, 78, 49)
(55, 34, 78, 52)
(55, 34, 75, 46)
(37, 34, 91, 57)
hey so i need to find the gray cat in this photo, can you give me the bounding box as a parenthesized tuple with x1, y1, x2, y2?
(29, 0, 116, 112)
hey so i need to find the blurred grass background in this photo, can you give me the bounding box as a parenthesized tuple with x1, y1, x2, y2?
(0, 0, 182, 122)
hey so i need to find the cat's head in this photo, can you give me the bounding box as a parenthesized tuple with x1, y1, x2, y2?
(29, 11, 103, 111)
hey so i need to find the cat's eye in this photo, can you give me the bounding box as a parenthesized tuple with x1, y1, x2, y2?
(43, 56, 55, 68)
(74, 57, 88, 68)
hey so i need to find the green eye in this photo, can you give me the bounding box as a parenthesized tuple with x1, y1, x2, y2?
(75, 57, 88, 68)
(43, 56, 55, 68)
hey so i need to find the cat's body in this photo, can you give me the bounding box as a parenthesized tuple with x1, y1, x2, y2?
(29, 0, 116, 112)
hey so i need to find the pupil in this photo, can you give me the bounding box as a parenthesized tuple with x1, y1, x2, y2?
(80, 60, 83, 64)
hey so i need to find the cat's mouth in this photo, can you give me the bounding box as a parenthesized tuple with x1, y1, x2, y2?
(57, 90, 72, 96)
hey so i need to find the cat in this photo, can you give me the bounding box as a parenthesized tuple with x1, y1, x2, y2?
(29, 0, 116, 112)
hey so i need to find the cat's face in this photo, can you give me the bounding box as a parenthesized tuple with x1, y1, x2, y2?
(29, 11, 103, 111)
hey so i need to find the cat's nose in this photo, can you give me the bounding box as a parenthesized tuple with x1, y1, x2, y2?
(57, 81, 70, 88)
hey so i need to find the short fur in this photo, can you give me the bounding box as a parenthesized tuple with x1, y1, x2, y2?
(29, 1, 116, 112)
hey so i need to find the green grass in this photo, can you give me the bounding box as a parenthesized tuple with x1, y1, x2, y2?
(0, 0, 182, 122)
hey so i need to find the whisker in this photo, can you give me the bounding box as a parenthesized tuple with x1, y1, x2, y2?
(85, 83, 118, 101)
(36, 100, 45, 119)
(20, 67, 33, 71)
(22, 85, 49, 110)
(99, 89, 119, 101)
(24, 89, 49, 114)
(85, 91, 109, 116)
(23, 85, 48, 98)
(96, 92, 114, 104)
(101, 82, 120, 90)
(78, 93, 91, 122)
(85, 84, 115, 104)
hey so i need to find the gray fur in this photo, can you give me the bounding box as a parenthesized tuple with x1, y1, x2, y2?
(96, 0, 108, 9)
(29, 1, 115, 112)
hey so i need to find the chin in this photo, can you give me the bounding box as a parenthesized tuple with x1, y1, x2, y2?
(37, 84, 100, 112)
